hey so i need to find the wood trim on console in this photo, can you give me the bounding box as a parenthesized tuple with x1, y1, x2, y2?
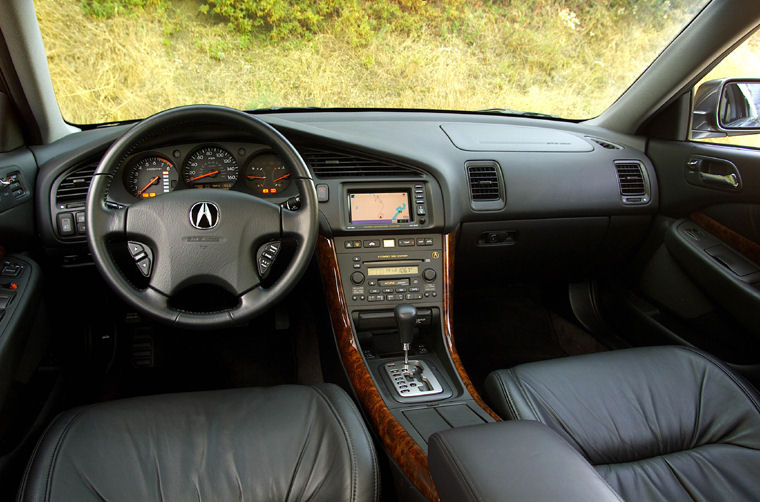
(316, 235, 439, 501)
(690, 211, 760, 265)
(317, 231, 502, 501)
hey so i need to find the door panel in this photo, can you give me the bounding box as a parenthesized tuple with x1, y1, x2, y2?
(638, 139, 760, 361)
(0, 148, 36, 251)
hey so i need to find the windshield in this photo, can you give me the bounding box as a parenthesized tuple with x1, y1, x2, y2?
(36, 0, 710, 124)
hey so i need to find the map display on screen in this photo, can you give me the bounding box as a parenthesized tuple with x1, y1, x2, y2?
(349, 192, 410, 225)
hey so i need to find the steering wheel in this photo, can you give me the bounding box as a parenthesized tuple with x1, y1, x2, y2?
(86, 106, 318, 328)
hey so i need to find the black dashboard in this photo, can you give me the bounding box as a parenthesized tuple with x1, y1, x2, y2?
(27, 111, 658, 277)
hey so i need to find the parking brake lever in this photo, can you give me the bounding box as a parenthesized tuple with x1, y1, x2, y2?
(395, 304, 417, 372)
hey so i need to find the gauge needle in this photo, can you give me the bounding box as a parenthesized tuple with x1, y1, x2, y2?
(137, 176, 160, 196)
(247, 176, 266, 179)
(273, 173, 291, 182)
(188, 170, 219, 182)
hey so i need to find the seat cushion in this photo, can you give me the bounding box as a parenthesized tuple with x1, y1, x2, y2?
(19, 384, 378, 502)
(485, 346, 760, 502)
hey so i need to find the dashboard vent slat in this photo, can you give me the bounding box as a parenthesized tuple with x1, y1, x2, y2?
(468, 166, 500, 200)
(300, 148, 422, 178)
(55, 164, 97, 204)
(614, 161, 650, 204)
(466, 161, 505, 210)
(587, 137, 623, 150)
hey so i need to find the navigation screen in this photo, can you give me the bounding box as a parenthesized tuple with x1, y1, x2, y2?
(349, 192, 411, 225)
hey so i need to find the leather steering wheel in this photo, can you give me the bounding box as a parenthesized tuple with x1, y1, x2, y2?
(86, 106, 318, 328)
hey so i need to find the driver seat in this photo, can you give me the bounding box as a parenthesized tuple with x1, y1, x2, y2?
(18, 384, 378, 502)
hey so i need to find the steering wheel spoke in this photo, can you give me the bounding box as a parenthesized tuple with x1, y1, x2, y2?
(88, 198, 127, 239)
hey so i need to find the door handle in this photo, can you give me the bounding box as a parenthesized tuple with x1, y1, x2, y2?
(685, 156, 742, 191)
(699, 171, 740, 188)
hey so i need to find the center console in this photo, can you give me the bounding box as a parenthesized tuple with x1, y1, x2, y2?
(316, 175, 500, 500)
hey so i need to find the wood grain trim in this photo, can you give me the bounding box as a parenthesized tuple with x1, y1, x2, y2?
(441, 232, 502, 422)
(316, 236, 440, 501)
(690, 212, 760, 265)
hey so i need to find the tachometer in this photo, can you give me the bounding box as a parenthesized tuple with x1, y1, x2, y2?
(244, 153, 291, 195)
(183, 146, 238, 189)
(125, 156, 178, 198)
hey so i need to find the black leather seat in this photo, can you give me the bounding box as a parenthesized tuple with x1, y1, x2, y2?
(18, 384, 378, 502)
(485, 346, 760, 502)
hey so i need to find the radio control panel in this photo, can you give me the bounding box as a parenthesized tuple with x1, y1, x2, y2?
(335, 234, 444, 308)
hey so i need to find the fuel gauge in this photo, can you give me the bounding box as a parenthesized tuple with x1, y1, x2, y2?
(244, 153, 291, 195)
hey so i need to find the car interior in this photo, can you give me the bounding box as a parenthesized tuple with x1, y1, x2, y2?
(1, 0, 760, 501)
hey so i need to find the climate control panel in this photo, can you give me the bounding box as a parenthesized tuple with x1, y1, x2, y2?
(335, 234, 444, 308)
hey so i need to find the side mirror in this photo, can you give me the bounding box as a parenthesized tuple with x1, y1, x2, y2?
(691, 78, 760, 139)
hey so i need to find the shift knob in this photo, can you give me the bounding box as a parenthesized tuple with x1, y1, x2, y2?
(395, 303, 417, 346)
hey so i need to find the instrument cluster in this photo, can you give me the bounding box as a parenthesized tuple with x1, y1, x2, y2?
(120, 142, 293, 200)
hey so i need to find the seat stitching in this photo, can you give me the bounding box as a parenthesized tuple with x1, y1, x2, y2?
(678, 346, 760, 416)
(662, 455, 699, 502)
(495, 371, 521, 420)
(524, 390, 598, 461)
(510, 369, 543, 421)
(328, 387, 379, 502)
(43, 410, 86, 502)
(594, 442, 760, 468)
(17, 414, 55, 502)
(312, 386, 372, 502)
(283, 407, 315, 501)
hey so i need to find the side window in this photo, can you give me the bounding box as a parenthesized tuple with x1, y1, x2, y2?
(690, 30, 760, 149)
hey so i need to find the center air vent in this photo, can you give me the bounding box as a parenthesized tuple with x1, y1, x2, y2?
(300, 148, 422, 178)
(614, 161, 649, 205)
(55, 163, 97, 205)
(466, 161, 505, 210)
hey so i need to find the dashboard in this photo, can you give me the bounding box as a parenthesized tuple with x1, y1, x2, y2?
(29, 111, 659, 280)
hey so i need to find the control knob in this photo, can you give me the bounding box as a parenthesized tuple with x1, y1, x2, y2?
(422, 268, 437, 282)
(350, 271, 365, 285)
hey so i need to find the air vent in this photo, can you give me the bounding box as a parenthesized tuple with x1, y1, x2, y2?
(56, 163, 97, 205)
(587, 137, 622, 150)
(465, 161, 505, 210)
(300, 148, 422, 178)
(614, 161, 650, 204)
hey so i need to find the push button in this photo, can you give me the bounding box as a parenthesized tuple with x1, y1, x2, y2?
(136, 257, 151, 277)
(256, 241, 281, 279)
(127, 241, 145, 257)
(57, 213, 75, 236)
(127, 241, 153, 278)
(316, 184, 329, 202)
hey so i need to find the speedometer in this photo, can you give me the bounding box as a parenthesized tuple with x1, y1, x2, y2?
(182, 146, 238, 189)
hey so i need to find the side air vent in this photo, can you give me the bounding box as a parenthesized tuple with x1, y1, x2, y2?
(614, 161, 650, 205)
(300, 148, 422, 178)
(55, 163, 97, 205)
(465, 160, 505, 210)
(587, 137, 622, 150)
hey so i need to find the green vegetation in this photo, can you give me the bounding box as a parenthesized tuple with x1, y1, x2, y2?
(39, 0, 723, 125)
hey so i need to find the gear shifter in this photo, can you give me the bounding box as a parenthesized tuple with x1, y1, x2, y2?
(394, 303, 417, 372)
(385, 304, 444, 398)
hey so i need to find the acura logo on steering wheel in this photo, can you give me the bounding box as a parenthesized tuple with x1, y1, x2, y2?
(189, 202, 220, 229)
